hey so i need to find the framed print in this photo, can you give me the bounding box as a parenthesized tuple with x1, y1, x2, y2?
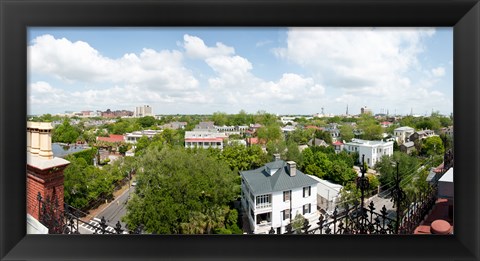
(1, 0, 479, 260)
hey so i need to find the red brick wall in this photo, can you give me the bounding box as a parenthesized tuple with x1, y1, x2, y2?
(26, 164, 68, 220)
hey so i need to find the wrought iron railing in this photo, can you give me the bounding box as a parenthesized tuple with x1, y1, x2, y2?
(36, 192, 143, 234)
(270, 185, 438, 235)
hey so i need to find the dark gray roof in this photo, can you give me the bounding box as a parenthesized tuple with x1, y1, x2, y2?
(241, 160, 319, 195)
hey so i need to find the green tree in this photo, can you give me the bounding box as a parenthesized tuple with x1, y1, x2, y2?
(416, 117, 441, 132)
(266, 140, 287, 160)
(133, 136, 151, 156)
(212, 112, 228, 126)
(339, 124, 354, 142)
(287, 128, 314, 145)
(291, 213, 306, 233)
(221, 144, 253, 171)
(327, 159, 357, 185)
(137, 116, 157, 128)
(315, 130, 333, 144)
(357, 114, 383, 140)
(366, 174, 380, 195)
(338, 182, 361, 209)
(254, 111, 278, 125)
(257, 123, 282, 144)
(421, 136, 445, 157)
(122, 147, 239, 234)
(375, 152, 419, 191)
(285, 141, 303, 165)
(52, 119, 80, 144)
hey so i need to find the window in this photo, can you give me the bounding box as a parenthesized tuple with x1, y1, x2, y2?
(303, 186, 311, 198)
(256, 194, 271, 209)
(303, 204, 311, 215)
(282, 209, 291, 220)
(283, 190, 291, 202)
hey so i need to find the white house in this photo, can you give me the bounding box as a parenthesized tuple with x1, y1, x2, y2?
(124, 129, 162, 143)
(344, 138, 394, 167)
(184, 131, 227, 150)
(393, 126, 415, 144)
(308, 175, 343, 214)
(240, 159, 320, 234)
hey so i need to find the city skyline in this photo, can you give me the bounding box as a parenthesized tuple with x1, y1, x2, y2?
(28, 27, 453, 116)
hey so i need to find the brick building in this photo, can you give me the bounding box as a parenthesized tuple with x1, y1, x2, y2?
(26, 122, 70, 227)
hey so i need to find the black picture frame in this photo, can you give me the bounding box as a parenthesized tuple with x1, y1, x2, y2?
(1, 0, 479, 260)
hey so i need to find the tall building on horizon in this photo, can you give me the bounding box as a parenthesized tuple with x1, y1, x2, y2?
(134, 105, 153, 117)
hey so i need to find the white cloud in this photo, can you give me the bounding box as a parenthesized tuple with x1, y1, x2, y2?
(431, 67, 445, 77)
(182, 34, 235, 59)
(271, 27, 453, 115)
(275, 28, 435, 89)
(182, 36, 326, 111)
(28, 34, 199, 91)
(27, 30, 451, 115)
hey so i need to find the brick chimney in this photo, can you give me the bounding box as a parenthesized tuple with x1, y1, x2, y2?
(26, 121, 70, 223)
(286, 161, 296, 177)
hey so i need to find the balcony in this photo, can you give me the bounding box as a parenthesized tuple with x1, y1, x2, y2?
(256, 202, 272, 209)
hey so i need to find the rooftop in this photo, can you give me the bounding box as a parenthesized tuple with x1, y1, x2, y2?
(241, 160, 319, 195)
(345, 138, 393, 146)
(394, 126, 415, 131)
(97, 134, 125, 143)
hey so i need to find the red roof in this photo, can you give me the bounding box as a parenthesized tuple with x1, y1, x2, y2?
(332, 141, 343, 145)
(97, 134, 125, 143)
(246, 137, 266, 145)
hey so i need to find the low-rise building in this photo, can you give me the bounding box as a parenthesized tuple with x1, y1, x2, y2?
(308, 175, 343, 214)
(439, 126, 454, 137)
(332, 141, 344, 154)
(240, 159, 319, 234)
(124, 129, 162, 143)
(400, 141, 416, 154)
(344, 138, 394, 167)
(394, 126, 415, 144)
(409, 129, 436, 142)
(162, 121, 187, 130)
(184, 131, 227, 150)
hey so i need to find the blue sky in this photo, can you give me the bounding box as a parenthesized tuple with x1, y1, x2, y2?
(27, 27, 453, 116)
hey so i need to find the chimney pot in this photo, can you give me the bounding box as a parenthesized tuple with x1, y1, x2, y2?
(287, 161, 296, 177)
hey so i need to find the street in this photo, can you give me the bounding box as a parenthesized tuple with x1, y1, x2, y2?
(94, 184, 133, 230)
